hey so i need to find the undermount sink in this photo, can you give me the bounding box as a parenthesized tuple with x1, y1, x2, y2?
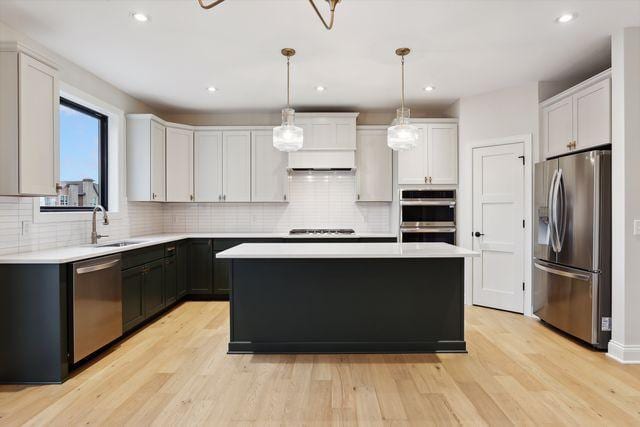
(95, 240, 149, 248)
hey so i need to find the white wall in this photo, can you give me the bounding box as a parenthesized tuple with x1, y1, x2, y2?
(452, 83, 540, 313)
(0, 20, 164, 255)
(609, 27, 640, 363)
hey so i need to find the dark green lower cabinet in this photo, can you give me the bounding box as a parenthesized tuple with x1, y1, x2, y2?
(213, 254, 230, 297)
(122, 265, 145, 332)
(164, 255, 177, 306)
(143, 259, 165, 318)
(189, 239, 213, 294)
(176, 241, 189, 298)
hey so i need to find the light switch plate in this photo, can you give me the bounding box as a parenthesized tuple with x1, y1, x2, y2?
(634, 220, 640, 236)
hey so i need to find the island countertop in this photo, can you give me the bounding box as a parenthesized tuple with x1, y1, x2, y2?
(216, 242, 479, 259)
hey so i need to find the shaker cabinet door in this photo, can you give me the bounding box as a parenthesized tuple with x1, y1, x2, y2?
(397, 126, 427, 185)
(251, 130, 288, 202)
(223, 131, 251, 202)
(150, 120, 166, 201)
(543, 97, 573, 158)
(356, 129, 392, 201)
(573, 78, 611, 151)
(165, 127, 194, 202)
(18, 52, 58, 196)
(427, 124, 458, 185)
(194, 131, 223, 202)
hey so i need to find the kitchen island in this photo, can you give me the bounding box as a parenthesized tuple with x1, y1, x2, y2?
(217, 242, 479, 354)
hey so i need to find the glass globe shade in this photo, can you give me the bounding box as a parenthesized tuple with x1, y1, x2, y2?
(273, 108, 303, 152)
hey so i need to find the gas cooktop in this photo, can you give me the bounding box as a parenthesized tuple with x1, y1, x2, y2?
(289, 229, 356, 235)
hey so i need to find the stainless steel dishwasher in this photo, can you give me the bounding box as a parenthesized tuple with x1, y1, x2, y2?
(72, 254, 123, 363)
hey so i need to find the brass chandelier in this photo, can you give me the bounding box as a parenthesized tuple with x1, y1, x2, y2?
(196, 0, 342, 30)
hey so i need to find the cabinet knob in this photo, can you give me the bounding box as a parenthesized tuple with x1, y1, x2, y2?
(283, 194, 287, 201)
(566, 141, 572, 149)
(357, 194, 360, 200)
(424, 176, 428, 184)
(218, 195, 221, 201)
(190, 194, 194, 201)
(223, 194, 226, 201)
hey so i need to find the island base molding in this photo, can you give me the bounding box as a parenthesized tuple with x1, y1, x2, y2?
(229, 340, 466, 354)
(228, 258, 466, 354)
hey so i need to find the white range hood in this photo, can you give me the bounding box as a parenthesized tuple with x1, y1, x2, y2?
(287, 112, 359, 171)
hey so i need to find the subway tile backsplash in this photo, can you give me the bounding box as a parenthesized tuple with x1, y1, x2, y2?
(164, 173, 391, 233)
(0, 173, 391, 256)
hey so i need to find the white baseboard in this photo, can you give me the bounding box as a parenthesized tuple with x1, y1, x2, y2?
(607, 340, 640, 364)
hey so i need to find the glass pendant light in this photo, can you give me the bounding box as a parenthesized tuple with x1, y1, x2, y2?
(387, 48, 419, 151)
(273, 48, 303, 152)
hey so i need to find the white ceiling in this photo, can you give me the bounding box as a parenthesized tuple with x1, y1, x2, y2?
(1, 0, 638, 113)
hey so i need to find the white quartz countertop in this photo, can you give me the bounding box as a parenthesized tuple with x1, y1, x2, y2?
(0, 232, 397, 264)
(216, 242, 479, 259)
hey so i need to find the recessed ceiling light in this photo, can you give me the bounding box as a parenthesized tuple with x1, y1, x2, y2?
(556, 13, 576, 23)
(207, 86, 217, 93)
(132, 12, 149, 22)
(315, 85, 326, 92)
(423, 85, 435, 92)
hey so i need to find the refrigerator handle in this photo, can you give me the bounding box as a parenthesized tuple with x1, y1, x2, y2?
(534, 260, 591, 281)
(556, 169, 567, 252)
(547, 169, 559, 252)
(551, 169, 563, 252)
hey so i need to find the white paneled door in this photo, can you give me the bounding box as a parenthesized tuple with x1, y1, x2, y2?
(472, 143, 525, 313)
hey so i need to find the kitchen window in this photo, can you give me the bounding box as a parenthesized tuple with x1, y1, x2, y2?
(40, 97, 108, 211)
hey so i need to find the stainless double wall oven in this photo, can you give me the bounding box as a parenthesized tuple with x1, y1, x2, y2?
(399, 190, 456, 243)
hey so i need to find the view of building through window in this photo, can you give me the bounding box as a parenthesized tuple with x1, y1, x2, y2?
(41, 98, 107, 210)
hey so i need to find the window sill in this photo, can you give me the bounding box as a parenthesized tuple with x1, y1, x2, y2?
(32, 199, 122, 223)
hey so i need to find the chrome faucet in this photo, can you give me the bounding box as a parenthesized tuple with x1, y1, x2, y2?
(91, 205, 109, 244)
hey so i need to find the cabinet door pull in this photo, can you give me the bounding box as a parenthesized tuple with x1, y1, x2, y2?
(357, 194, 360, 200)
(283, 194, 287, 201)
(424, 176, 428, 184)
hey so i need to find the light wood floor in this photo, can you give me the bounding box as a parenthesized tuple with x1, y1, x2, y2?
(1, 302, 639, 426)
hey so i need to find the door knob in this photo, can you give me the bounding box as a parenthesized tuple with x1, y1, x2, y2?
(474, 231, 485, 237)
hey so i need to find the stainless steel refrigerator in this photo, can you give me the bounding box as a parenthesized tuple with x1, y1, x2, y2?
(533, 150, 611, 349)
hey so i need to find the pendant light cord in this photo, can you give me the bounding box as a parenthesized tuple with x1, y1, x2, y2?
(287, 56, 291, 109)
(401, 56, 405, 112)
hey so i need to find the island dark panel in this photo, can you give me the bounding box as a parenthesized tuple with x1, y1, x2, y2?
(228, 257, 465, 353)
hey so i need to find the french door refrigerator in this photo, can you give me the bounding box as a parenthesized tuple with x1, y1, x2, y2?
(533, 150, 611, 349)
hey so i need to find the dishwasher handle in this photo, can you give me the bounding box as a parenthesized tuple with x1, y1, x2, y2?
(76, 259, 120, 275)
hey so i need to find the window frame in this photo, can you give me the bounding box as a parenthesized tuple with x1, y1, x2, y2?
(40, 97, 109, 212)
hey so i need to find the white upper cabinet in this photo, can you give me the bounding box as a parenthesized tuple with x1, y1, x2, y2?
(127, 116, 166, 201)
(541, 69, 611, 159)
(356, 128, 392, 202)
(0, 46, 59, 196)
(165, 127, 193, 202)
(194, 131, 223, 202)
(251, 130, 288, 202)
(222, 131, 251, 202)
(398, 122, 458, 185)
(427, 123, 458, 185)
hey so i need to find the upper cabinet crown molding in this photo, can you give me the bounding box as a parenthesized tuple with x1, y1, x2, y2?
(0, 41, 58, 70)
(541, 69, 611, 159)
(0, 47, 59, 196)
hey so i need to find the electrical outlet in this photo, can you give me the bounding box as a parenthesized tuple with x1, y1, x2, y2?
(21, 221, 31, 237)
(634, 220, 640, 236)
